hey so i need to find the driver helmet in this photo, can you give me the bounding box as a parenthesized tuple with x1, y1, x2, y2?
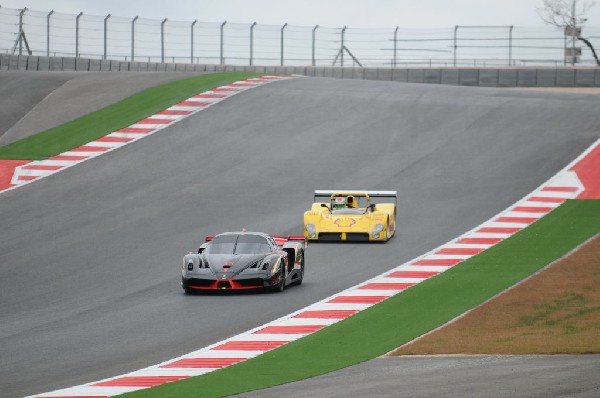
(333, 196, 346, 209)
(346, 196, 357, 208)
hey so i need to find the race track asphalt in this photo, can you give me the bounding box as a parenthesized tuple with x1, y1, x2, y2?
(237, 355, 600, 397)
(1, 74, 599, 397)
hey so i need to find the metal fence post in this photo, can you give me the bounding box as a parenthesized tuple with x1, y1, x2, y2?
(453, 25, 459, 67)
(103, 14, 110, 60)
(191, 19, 197, 64)
(250, 22, 256, 66)
(393, 26, 398, 68)
(18, 8, 27, 55)
(508, 25, 513, 66)
(161, 18, 167, 63)
(220, 21, 227, 64)
(75, 12, 83, 58)
(131, 16, 138, 61)
(341, 26, 346, 67)
(571, 0, 576, 66)
(312, 25, 319, 66)
(47, 10, 54, 56)
(281, 23, 287, 66)
(563, 34, 567, 66)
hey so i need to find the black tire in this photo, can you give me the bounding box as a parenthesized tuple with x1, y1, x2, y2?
(272, 258, 285, 293)
(296, 251, 305, 285)
(384, 216, 391, 242)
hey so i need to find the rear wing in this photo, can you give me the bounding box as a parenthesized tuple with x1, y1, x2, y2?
(205, 234, 305, 243)
(272, 235, 307, 249)
(200, 234, 306, 254)
(314, 190, 397, 204)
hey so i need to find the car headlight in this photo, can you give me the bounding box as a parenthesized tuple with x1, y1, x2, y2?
(372, 223, 384, 238)
(305, 223, 317, 238)
(258, 260, 265, 270)
(182, 256, 192, 271)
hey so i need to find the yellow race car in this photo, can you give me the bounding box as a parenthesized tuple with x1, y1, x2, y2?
(303, 190, 397, 242)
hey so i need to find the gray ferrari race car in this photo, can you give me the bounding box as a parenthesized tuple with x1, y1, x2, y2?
(182, 231, 306, 293)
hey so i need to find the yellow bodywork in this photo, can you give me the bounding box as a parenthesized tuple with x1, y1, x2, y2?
(303, 192, 396, 242)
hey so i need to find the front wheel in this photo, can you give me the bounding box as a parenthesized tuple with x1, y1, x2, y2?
(385, 216, 391, 241)
(296, 251, 305, 285)
(272, 259, 285, 293)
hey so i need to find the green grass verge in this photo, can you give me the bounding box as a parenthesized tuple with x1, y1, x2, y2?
(119, 199, 600, 398)
(0, 72, 262, 160)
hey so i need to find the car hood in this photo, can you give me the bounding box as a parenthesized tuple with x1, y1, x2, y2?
(202, 254, 267, 277)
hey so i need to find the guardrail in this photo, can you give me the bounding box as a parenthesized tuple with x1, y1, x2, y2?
(1, 54, 599, 87)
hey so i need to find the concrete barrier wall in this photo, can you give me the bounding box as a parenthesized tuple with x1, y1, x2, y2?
(1, 54, 599, 87)
(441, 69, 459, 86)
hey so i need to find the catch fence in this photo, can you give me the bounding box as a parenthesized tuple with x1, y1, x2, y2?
(1, 6, 599, 68)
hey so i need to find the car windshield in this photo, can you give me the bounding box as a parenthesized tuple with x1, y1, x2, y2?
(205, 234, 271, 255)
(331, 208, 365, 215)
(330, 195, 369, 212)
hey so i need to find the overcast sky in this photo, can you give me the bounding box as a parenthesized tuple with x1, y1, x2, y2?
(2, 0, 600, 29)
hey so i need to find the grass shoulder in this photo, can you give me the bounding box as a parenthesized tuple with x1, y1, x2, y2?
(392, 230, 600, 355)
(0, 72, 262, 160)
